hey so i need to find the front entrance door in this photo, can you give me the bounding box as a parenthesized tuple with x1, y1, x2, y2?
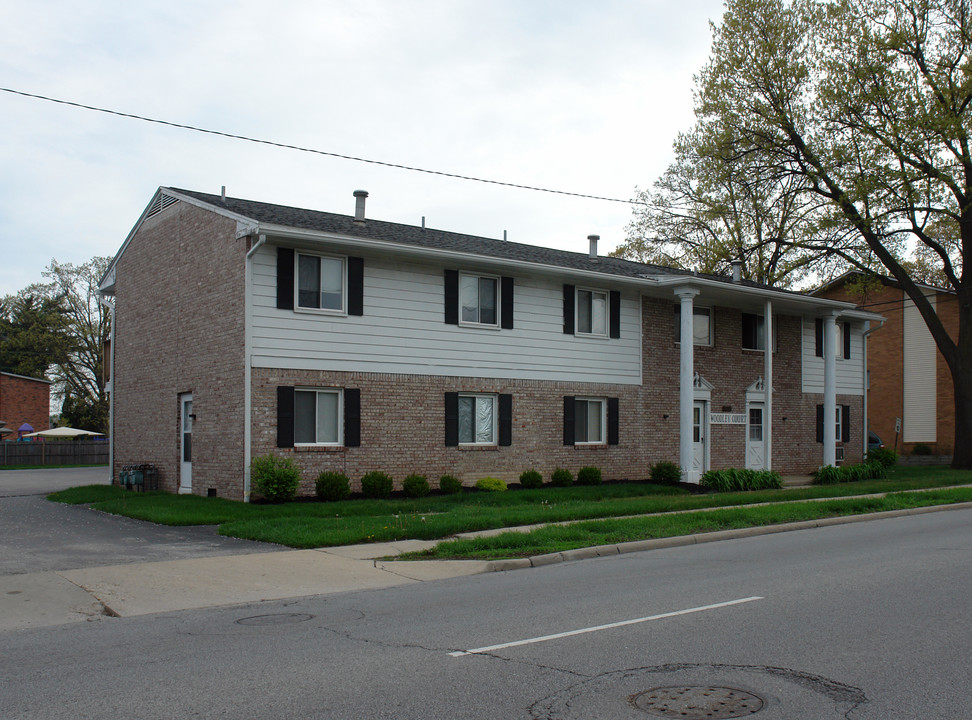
(746, 403, 766, 470)
(690, 401, 708, 482)
(180, 393, 193, 494)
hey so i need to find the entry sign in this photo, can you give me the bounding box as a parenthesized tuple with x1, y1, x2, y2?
(710, 412, 747, 425)
(895, 417, 902, 433)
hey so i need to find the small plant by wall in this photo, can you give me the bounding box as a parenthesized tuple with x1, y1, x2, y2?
(866, 446, 898, 468)
(251, 454, 302, 503)
(315, 470, 351, 501)
(519, 470, 543, 489)
(403, 474, 431, 498)
(650, 461, 682, 485)
(361, 471, 394, 499)
(439, 475, 463, 494)
(550, 468, 573, 487)
(911, 443, 932, 456)
(700, 468, 782, 492)
(476, 477, 507, 492)
(576, 466, 602, 485)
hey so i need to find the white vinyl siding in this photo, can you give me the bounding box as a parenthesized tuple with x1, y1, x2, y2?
(800, 318, 865, 395)
(251, 246, 642, 384)
(903, 295, 937, 442)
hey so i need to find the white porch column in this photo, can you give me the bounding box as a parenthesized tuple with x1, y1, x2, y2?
(676, 287, 700, 481)
(764, 299, 773, 471)
(823, 313, 838, 467)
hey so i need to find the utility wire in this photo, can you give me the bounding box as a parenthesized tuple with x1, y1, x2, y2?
(1, 87, 643, 206)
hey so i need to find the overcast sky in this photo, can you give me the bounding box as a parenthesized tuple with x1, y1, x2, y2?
(0, 1, 726, 297)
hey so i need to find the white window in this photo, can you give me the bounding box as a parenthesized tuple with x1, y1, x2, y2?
(674, 306, 712, 346)
(297, 253, 345, 312)
(834, 406, 842, 442)
(577, 289, 608, 336)
(458, 394, 497, 445)
(575, 397, 606, 444)
(460, 274, 498, 326)
(294, 388, 343, 445)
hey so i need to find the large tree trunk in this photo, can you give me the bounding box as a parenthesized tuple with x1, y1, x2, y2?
(952, 370, 972, 469)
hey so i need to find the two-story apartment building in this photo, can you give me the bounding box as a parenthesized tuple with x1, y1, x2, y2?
(99, 188, 879, 500)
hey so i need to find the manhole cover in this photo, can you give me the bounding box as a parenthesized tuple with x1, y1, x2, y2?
(235, 613, 314, 626)
(630, 686, 764, 718)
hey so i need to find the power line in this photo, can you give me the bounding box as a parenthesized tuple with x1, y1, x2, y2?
(1, 86, 643, 206)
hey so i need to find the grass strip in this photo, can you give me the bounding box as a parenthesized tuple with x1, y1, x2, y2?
(402, 487, 972, 560)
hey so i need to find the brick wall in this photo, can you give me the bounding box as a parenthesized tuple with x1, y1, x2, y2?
(0, 373, 50, 437)
(112, 201, 246, 497)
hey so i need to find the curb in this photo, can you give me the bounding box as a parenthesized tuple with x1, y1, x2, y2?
(484, 501, 972, 573)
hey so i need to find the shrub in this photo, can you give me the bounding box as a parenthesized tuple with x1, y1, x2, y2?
(475, 477, 508, 492)
(550, 468, 573, 487)
(866, 460, 888, 479)
(867, 446, 898, 468)
(315, 470, 351, 502)
(402, 474, 430, 498)
(439, 475, 463, 494)
(813, 465, 843, 485)
(701, 468, 783, 492)
(519, 470, 543, 489)
(911, 442, 932, 456)
(360, 471, 394, 499)
(251, 454, 301, 503)
(650, 461, 682, 485)
(576, 466, 602, 486)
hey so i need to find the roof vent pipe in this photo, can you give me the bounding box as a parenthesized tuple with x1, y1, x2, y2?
(731, 259, 743, 283)
(353, 190, 368, 224)
(588, 234, 599, 260)
(221, 185, 226, 202)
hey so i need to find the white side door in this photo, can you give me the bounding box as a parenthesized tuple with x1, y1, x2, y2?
(689, 401, 708, 483)
(746, 403, 766, 470)
(180, 393, 193, 494)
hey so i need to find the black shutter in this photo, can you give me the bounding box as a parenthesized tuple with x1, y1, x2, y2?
(609, 290, 621, 338)
(843, 322, 851, 359)
(815, 318, 823, 357)
(501, 277, 514, 329)
(816, 404, 824, 444)
(276, 248, 294, 310)
(444, 270, 459, 325)
(444, 392, 459, 446)
(742, 313, 757, 349)
(607, 397, 619, 445)
(563, 396, 576, 445)
(348, 257, 364, 316)
(841, 405, 851, 443)
(563, 285, 575, 334)
(277, 386, 295, 448)
(344, 389, 361, 447)
(498, 394, 512, 446)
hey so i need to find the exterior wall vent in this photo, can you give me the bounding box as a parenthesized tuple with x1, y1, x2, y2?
(146, 192, 179, 219)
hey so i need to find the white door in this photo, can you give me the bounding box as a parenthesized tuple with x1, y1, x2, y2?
(746, 403, 766, 470)
(690, 401, 708, 482)
(180, 393, 193, 494)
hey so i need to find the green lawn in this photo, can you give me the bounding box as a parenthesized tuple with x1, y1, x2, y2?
(48, 466, 972, 551)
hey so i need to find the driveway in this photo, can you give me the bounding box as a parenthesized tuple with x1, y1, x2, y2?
(0, 467, 279, 576)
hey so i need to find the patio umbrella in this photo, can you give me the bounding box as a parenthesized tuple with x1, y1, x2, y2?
(22, 427, 104, 438)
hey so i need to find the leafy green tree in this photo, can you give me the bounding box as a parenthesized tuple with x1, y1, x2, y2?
(684, 0, 972, 468)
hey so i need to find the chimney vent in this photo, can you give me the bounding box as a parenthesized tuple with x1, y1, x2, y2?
(588, 234, 600, 260)
(730, 259, 743, 283)
(353, 190, 368, 223)
(220, 185, 226, 202)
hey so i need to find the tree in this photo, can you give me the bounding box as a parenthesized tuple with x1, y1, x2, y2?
(688, 0, 972, 468)
(0, 294, 70, 379)
(614, 123, 827, 288)
(24, 258, 112, 433)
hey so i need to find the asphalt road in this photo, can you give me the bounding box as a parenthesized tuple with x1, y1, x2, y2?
(2, 506, 969, 719)
(0, 467, 280, 575)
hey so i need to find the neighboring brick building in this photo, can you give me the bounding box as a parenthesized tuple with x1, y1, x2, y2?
(815, 272, 957, 456)
(100, 187, 879, 501)
(0, 372, 51, 438)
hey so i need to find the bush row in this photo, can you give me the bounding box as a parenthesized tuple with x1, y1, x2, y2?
(700, 468, 783, 492)
(812, 446, 898, 485)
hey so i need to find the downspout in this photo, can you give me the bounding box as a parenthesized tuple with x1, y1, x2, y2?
(861, 317, 886, 458)
(98, 296, 115, 484)
(243, 233, 267, 503)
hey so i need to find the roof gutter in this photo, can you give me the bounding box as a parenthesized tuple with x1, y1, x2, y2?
(242, 233, 267, 503)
